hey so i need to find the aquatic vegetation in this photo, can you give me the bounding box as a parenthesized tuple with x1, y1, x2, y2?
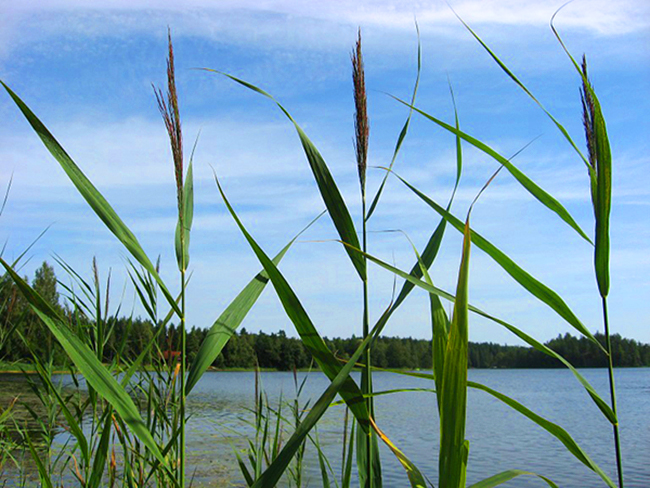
(0, 8, 626, 488)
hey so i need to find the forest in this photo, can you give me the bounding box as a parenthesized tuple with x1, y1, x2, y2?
(3, 262, 649, 371)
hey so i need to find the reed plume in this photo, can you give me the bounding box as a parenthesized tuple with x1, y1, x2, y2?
(580, 55, 596, 171)
(154, 28, 184, 221)
(352, 29, 369, 195)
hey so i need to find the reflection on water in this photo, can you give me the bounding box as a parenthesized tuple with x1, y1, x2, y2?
(1, 368, 648, 487)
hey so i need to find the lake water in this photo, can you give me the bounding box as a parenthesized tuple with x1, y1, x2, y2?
(183, 368, 649, 487)
(2, 368, 648, 487)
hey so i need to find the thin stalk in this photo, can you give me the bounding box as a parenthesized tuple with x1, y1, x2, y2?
(352, 28, 374, 487)
(180, 266, 186, 486)
(602, 297, 623, 487)
(361, 194, 372, 488)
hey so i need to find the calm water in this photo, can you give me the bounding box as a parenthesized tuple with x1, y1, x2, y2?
(184, 368, 649, 487)
(2, 368, 648, 487)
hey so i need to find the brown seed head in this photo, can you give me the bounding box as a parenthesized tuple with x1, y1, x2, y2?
(352, 29, 369, 193)
(154, 28, 184, 221)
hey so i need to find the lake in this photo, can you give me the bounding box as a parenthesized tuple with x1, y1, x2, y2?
(2, 368, 648, 487)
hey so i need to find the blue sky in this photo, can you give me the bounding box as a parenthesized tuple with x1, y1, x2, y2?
(1, 0, 648, 345)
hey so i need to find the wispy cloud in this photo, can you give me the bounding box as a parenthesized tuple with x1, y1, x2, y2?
(1, 0, 647, 64)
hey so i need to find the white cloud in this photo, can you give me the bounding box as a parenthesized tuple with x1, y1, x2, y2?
(1, 0, 647, 63)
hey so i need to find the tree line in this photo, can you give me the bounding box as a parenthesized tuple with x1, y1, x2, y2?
(2, 262, 650, 370)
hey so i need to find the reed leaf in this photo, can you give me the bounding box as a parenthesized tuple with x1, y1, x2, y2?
(369, 417, 426, 488)
(217, 175, 428, 487)
(185, 211, 324, 395)
(249, 328, 376, 488)
(390, 96, 592, 244)
(375, 368, 614, 487)
(392, 172, 603, 350)
(341, 245, 616, 424)
(214, 173, 370, 427)
(468, 381, 616, 488)
(35, 359, 90, 466)
(439, 217, 471, 488)
(202, 69, 366, 281)
(366, 21, 421, 221)
(451, 10, 591, 172)
(468, 470, 558, 488)
(26, 434, 54, 488)
(88, 410, 113, 488)
(0, 258, 166, 465)
(0, 81, 181, 317)
(175, 158, 194, 272)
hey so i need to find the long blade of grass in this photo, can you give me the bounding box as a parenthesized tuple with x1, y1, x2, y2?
(439, 217, 471, 488)
(26, 434, 54, 488)
(468, 381, 616, 488)
(374, 367, 614, 487)
(392, 171, 603, 349)
(366, 21, 421, 221)
(450, 9, 591, 171)
(214, 173, 370, 427)
(369, 417, 426, 488)
(185, 211, 324, 395)
(591, 94, 612, 299)
(217, 175, 427, 486)
(390, 96, 592, 244)
(0, 81, 180, 317)
(35, 359, 89, 465)
(469, 470, 558, 488)
(202, 69, 366, 280)
(88, 409, 113, 488)
(342, 246, 616, 424)
(175, 157, 194, 272)
(0, 258, 166, 465)
(253, 315, 426, 488)
(342, 416, 355, 488)
(0, 174, 12, 218)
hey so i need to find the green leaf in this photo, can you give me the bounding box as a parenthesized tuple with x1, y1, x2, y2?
(0, 81, 180, 317)
(343, 246, 616, 425)
(393, 172, 604, 350)
(592, 98, 612, 298)
(35, 359, 89, 466)
(214, 173, 370, 427)
(26, 434, 54, 488)
(217, 176, 426, 487)
(467, 381, 616, 488)
(366, 21, 421, 222)
(451, 11, 591, 173)
(370, 369, 613, 488)
(390, 96, 592, 244)
(439, 217, 471, 488)
(88, 409, 113, 488)
(175, 158, 194, 272)
(185, 211, 324, 395)
(0, 258, 166, 465)
(468, 469, 558, 488)
(203, 69, 366, 281)
(369, 417, 427, 488)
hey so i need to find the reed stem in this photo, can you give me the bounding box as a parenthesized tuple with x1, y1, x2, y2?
(361, 193, 373, 488)
(602, 297, 623, 487)
(180, 266, 186, 486)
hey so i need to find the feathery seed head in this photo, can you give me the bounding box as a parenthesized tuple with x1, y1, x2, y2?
(580, 55, 596, 171)
(352, 29, 369, 193)
(154, 29, 184, 218)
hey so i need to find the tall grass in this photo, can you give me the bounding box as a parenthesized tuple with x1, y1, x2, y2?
(0, 10, 626, 488)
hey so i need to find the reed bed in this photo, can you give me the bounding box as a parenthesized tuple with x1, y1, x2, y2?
(0, 9, 625, 488)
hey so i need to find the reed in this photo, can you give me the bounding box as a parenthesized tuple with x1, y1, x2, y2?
(0, 9, 629, 488)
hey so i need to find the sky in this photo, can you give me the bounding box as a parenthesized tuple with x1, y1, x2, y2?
(0, 0, 648, 346)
